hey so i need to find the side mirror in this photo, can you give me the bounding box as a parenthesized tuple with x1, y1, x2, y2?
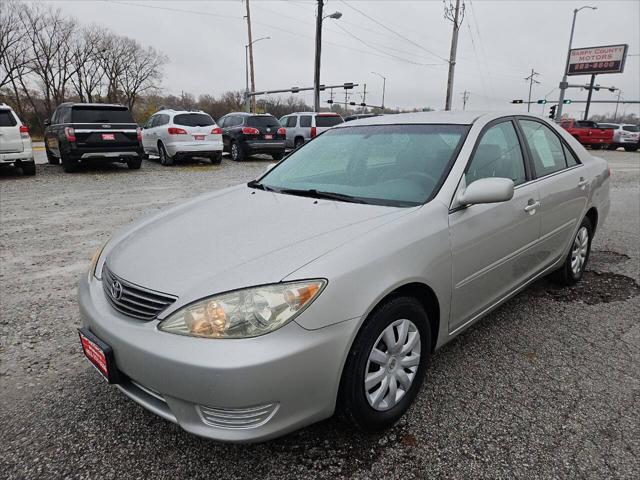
(458, 177, 514, 206)
(44, 119, 50, 127)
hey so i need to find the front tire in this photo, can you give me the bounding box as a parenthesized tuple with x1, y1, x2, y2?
(272, 152, 285, 161)
(46, 148, 60, 165)
(338, 296, 430, 432)
(624, 145, 638, 152)
(552, 216, 593, 286)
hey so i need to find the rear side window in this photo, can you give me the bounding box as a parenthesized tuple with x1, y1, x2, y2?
(173, 113, 214, 127)
(72, 107, 134, 123)
(466, 121, 526, 186)
(247, 116, 280, 128)
(300, 116, 312, 128)
(519, 120, 567, 177)
(575, 121, 597, 128)
(623, 125, 639, 132)
(286, 116, 297, 127)
(315, 115, 343, 127)
(0, 110, 17, 127)
(563, 144, 580, 167)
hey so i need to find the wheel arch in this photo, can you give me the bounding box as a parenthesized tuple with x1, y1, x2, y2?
(585, 206, 598, 233)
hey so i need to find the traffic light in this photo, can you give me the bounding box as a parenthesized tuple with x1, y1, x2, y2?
(563, 99, 572, 104)
(343, 83, 354, 90)
(511, 99, 524, 104)
(326, 99, 333, 104)
(549, 104, 557, 119)
(537, 99, 547, 104)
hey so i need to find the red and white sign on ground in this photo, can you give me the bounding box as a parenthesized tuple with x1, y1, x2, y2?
(567, 44, 628, 76)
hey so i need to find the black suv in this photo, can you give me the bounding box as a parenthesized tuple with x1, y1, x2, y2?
(44, 103, 143, 172)
(218, 112, 286, 161)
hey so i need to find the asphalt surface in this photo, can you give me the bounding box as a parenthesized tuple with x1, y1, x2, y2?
(1, 149, 639, 479)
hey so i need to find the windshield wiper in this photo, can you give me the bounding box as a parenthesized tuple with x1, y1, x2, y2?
(276, 188, 368, 204)
(247, 180, 278, 192)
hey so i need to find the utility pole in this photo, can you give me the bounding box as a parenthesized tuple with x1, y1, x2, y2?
(361, 84, 367, 113)
(444, 0, 465, 111)
(244, 0, 257, 113)
(583, 74, 596, 120)
(313, 0, 324, 112)
(372, 72, 386, 111)
(460, 90, 470, 110)
(525, 69, 541, 112)
(613, 89, 622, 122)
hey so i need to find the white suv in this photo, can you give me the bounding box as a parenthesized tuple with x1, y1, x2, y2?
(141, 109, 223, 165)
(0, 104, 35, 175)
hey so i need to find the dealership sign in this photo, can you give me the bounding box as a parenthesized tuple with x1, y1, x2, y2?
(567, 44, 628, 75)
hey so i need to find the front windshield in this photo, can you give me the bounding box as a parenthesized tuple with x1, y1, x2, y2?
(259, 124, 469, 206)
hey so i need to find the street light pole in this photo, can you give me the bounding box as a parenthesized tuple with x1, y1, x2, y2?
(371, 71, 386, 110)
(313, 2, 341, 112)
(556, 5, 597, 120)
(244, 36, 270, 113)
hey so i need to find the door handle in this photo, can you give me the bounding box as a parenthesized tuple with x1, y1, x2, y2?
(524, 200, 541, 214)
(578, 177, 589, 188)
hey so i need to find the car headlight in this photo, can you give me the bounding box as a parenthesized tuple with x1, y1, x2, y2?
(88, 242, 107, 280)
(158, 280, 326, 339)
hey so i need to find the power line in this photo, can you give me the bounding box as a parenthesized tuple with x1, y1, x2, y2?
(337, 0, 450, 63)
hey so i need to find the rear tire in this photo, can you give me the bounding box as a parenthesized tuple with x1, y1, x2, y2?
(60, 149, 79, 173)
(210, 152, 222, 164)
(272, 152, 285, 161)
(607, 145, 617, 151)
(21, 161, 36, 176)
(551, 216, 593, 286)
(294, 137, 305, 149)
(159, 143, 173, 166)
(624, 145, 638, 152)
(338, 296, 431, 432)
(127, 157, 142, 170)
(230, 141, 244, 161)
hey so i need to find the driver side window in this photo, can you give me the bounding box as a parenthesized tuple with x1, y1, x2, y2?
(466, 121, 526, 186)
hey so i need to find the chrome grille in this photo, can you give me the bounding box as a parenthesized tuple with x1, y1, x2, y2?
(198, 403, 279, 429)
(102, 265, 177, 320)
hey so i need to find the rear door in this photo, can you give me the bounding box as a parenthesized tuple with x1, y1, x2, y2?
(246, 116, 284, 142)
(518, 118, 588, 266)
(285, 115, 297, 147)
(314, 113, 344, 135)
(71, 106, 139, 149)
(141, 115, 156, 152)
(0, 108, 23, 153)
(172, 112, 216, 143)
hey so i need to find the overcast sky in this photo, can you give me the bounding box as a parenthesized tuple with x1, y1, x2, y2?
(36, 0, 640, 117)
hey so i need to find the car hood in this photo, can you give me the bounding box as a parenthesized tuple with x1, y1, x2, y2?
(105, 185, 413, 303)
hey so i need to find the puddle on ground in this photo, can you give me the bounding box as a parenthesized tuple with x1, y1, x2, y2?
(546, 271, 640, 305)
(588, 250, 631, 271)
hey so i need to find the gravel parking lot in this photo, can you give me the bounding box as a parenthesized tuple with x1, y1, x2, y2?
(1, 150, 639, 479)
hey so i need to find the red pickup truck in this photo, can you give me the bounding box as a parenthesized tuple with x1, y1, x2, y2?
(559, 119, 613, 149)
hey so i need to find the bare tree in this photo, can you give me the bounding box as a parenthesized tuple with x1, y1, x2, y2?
(0, 1, 31, 90)
(69, 25, 107, 103)
(118, 38, 167, 109)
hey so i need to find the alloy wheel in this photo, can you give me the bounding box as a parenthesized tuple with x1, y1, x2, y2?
(571, 226, 589, 276)
(364, 319, 421, 411)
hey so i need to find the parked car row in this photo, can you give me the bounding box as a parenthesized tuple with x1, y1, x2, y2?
(558, 119, 639, 151)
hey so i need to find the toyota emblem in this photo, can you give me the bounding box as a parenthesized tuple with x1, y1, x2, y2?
(110, 280, 123, 300)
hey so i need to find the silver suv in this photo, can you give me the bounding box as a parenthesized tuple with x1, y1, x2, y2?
(0, 103, 35, 176)
(279, 112, 343, 149)
(141, 109, 223, 165)
(598, 123, 639, 152)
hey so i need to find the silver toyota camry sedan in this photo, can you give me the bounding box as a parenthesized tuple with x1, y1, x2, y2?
(79, 111, 610, 443)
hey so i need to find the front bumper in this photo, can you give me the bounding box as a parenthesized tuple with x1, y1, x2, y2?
(78, 275, 357, 443)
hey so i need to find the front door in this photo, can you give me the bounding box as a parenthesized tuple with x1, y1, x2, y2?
(449, 119, 542, 333)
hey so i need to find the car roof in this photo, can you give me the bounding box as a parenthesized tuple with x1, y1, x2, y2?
(224, 112, 275, 117)
(58, 102, 128, 109)
(155, 109, 209, 115)
(332, 110, 511, 127)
